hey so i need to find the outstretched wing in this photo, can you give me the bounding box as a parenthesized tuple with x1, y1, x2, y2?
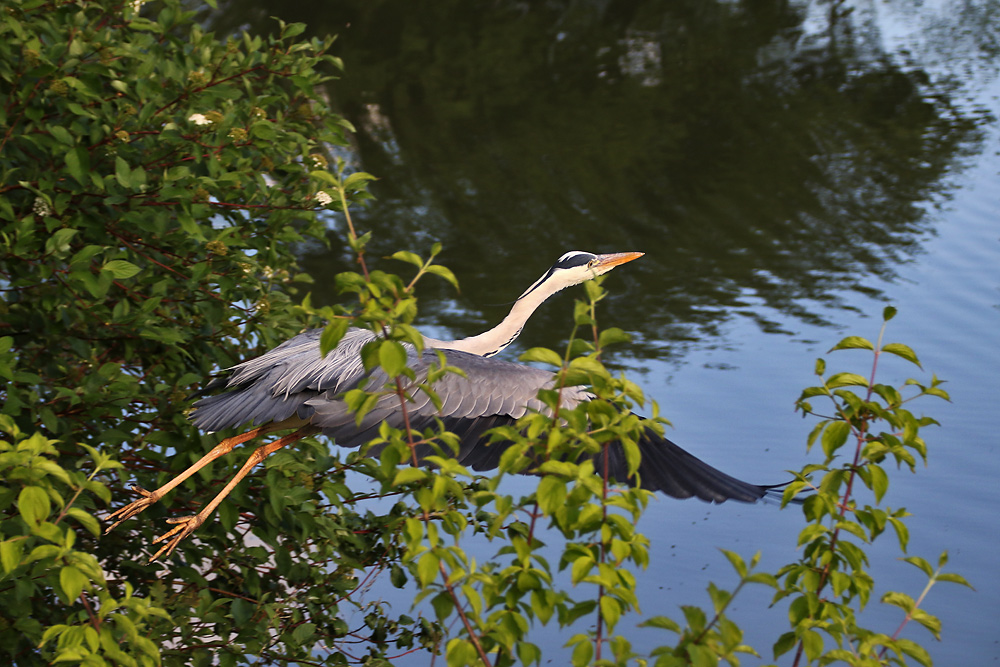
(192, 328, 771, 503)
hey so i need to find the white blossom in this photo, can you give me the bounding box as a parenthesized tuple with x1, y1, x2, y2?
(315, 191, 333, 206)
(188, 113, 211, 126)
(32, 197, 51, 217)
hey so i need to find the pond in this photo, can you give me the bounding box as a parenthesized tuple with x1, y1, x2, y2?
(213, 1, 1000, 663)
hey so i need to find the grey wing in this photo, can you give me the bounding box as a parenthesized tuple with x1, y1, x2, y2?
(304, 349, 571, 460)
(192, 332, 772, 504)
(306, 349, 770, 503)
(190, 328, 376, 432)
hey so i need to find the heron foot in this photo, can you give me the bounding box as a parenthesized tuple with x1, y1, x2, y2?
(147, 513, 206, 563)
(104, 485, 161, 533)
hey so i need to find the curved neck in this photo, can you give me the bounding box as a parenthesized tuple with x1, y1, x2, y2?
(425, 281, 558, 357)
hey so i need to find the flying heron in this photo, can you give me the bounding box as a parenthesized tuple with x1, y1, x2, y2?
(107, 250, 775, 562)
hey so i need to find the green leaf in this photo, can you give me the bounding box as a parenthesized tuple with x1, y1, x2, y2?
(569, 556, 594, 586)
(821, 421, 851, 458)
(378, 340, 408, 377)
(896, 638, 932, 667)
(902, 556, 933, 577)
(45, 228, 78, 255)
(65, 147, 90, 186)
(597, 327, 631, 348)
(935, 572, 974, 588)
(720, 549, 747, 578)
(639, 615, 681, 632)
(869, 463, 889, 502)
(445, 638, 478, 667)
(881, 591, 915, 611)
(829, 335, 874, 352)
(390, 564, 407, 588)
(430, 591, 453, 621)
(882, 342, 921, 367)
(889, 517, 910, 552)
(883, 305, 898, 321)
(424, 264, 460, 291)
(392, 468, 426, 487)
(319, 319, 350, 357)
(115, 156, 132, 188)
(416, 552, 439, 587)
(826, 372, 869, 388)
(909, 608, 942, 639)
(0, 539, 24, 573)
(536, 476, 566, 515)
(50, 125, 74, 145)
(66, 507, 101, 537)
(343, 171, 377, 191)
(517, 642, 541, 667)
(291, 622, 316, 644)
(569, 636, 593, 667)
(599, 596, 621, 631)
(39, 624, 69, 648)
(102, 259, 141, 279)
(130, 165, 148, 189)
(18, 486, 50, 526)
(390, 250, 423, 267)
(773, 631, 798, 658)
(59, 565, 88, 601)
(800, 629, 823, 660)
(520, 347, 563, 367)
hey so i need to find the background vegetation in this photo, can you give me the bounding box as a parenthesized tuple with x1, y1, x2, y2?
(0, 1, 967, 665)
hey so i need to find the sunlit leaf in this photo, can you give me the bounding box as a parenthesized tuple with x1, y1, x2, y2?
(18, 486, 49, 526)
(102, 259, 141, 279)
(829, 335, 874, 352)
(882, 342, 921, 367)
(425, 264, 460, 291)
(319, 319, 350, 357)
(59, 565, 87, 601)
(520, 347, 563, 367)
(379, 340, 408, 377)
(826, 372, 869, 388)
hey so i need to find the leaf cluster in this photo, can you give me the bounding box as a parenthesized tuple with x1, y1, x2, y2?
(769, 307, 970, 667)
(0, 1, 429, 664)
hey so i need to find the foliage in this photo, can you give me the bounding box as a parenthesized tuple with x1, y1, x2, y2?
(0, 1, 968, 666)
(0, 0, 421, 664)
(769, 307, 971, 667)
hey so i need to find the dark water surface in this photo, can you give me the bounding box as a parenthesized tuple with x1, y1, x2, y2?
(214, 1, 1000, 663)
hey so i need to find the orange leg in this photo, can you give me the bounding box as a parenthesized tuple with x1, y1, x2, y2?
(147, 425, 320, 563)
(105, 424, 279, 534)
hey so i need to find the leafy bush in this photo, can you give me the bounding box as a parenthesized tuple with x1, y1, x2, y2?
(0, 1, 966, 666)
(0, 1, 402, 664)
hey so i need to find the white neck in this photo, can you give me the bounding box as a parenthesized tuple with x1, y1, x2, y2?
(424, 278, 561, 357)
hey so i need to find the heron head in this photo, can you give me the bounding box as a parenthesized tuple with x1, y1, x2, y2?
(518, 250, 644, 300)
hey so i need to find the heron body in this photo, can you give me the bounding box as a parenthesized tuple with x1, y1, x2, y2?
(107, 251, 773, 562)
(192, 326, 766, 500)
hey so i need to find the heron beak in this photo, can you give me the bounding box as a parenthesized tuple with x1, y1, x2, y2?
(594, 251, 645, 271)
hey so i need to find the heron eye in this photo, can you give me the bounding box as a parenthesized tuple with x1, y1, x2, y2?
(587, 259, 597, 268)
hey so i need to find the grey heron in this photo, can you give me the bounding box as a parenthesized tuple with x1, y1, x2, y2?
(107, 250, 774, 562)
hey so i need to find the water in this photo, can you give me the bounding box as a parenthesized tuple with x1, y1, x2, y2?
(214, 0, 1000, 662)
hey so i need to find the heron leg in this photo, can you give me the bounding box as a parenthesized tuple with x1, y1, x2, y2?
(105, 424, 277, 533)
(146, 425, 320, 563)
